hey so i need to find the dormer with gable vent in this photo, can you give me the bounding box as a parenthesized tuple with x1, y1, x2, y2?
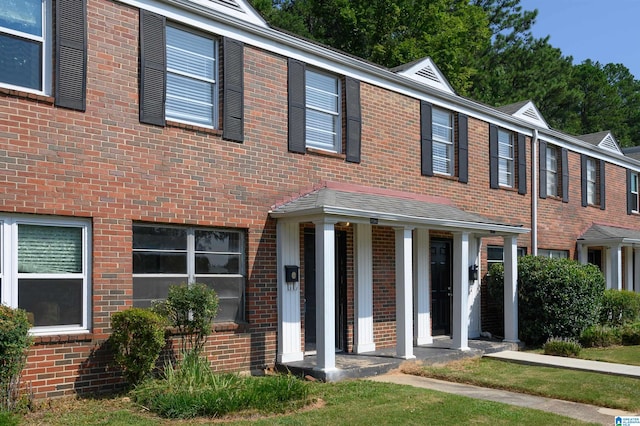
(577, 131, 622, 155)
(391, 57, 456, 95)
(496, 100, 549, 129)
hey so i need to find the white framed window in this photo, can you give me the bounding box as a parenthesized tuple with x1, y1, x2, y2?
(487, 245, 527, 267)
(0, 0, 52, 94)
(166, 24, 218, 128)
(498, 129, 514, 187)
(632, 172, 639, 213)
(432, 108, 454, 175)
(305, 69, 341, 152)
(132, 224, 245, 322)
(586, 158, 597, 205)
(0, 215, 91, 335)
(538, 249, 568, 259)
(546, 146, 558, 196)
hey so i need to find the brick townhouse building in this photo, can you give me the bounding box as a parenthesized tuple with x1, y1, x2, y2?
(2, 0, 640, 398)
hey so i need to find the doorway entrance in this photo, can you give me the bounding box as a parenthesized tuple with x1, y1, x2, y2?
(431, 239, 452, 336)
(303, 228, 348, 352)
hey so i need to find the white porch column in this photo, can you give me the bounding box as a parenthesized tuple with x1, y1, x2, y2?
(413, 228, 432, 346)
(608, 245, 622, 290)
(354, 223, 375, 353)
(635, 248, 640, 293)
(314, 220, 337, 373)
(625, 246, 634, 291)
(395, 226, 415, 359)
(276, 221, 303, 363)
(503, 235, 519, 343)
(577, 243, 588, 264)
(452, 232, 470, 350)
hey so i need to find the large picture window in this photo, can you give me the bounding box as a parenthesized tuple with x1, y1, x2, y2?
(132, 224, 245, 322)
(0, 0, 50, 93)
(0, 216, 91, 334)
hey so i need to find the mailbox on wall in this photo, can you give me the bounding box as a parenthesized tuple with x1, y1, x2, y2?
(285, 265, 299, 289)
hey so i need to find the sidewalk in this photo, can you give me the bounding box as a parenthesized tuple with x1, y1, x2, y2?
(368, 351, 640, 425)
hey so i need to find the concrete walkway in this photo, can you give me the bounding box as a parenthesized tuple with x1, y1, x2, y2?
(368, 351, 640, 425)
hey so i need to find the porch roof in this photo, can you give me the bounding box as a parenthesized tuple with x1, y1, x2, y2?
(578, 223, 640, 245)
(269, 182, 529, 235)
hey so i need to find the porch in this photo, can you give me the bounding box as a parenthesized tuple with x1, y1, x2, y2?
(276, 337, 520, 382)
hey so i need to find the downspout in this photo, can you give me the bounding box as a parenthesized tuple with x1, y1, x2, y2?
(531, 129, 539, 255)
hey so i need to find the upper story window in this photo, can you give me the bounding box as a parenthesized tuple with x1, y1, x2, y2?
(287, 58, 362, 163)
(0, 0, 49, 93)
(498, 129, 514, 187)
(139, 11, 244, 142)
(432, 108, 454, 175)
(628, 171, 639, 214)
(489, 125, 526, 193)
(586, 158, 596, 204)
(581, 155, 605, 209)
(0, 215, 91, 335)
(420, 102, 469, 182)
(305, 69, 341, 152)
(539, 141, 568, 202)
(132, 224, 246, 323)
(165, 25, 218, 128)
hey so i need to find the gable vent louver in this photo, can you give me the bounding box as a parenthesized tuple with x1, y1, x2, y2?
(209, 0, 243, 11)
(600, 134, 619, 152)
(522, 106, 539, 120)
(416, 65, 441, 84)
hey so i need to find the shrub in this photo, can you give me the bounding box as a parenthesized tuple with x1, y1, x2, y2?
(0, 305, 32, 411)
(620, 322, 640, 345)
(153, 283, 219, 355)
(579, 324, 622, 347)
(488, 256, 605, 345)
(110, 308, 166, 386)
(543, 337, 582, 357)
(599, 290, 640, 326)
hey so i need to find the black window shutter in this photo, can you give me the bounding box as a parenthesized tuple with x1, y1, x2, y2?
(288, 58, 306, 154)
(628, 169, 634, 214)
(457, 114, 468, 184)
(561, 148, 569, 203)
(420, 101, 433, 176)
(517, 133, 526, 194)
(139, 10, 166, 126)
(345, 77, 361, 163)
(55, 0, 87, 111)
(489, 124, 498, 189)
(580, 154, 588, 207)
(599, 159, 606, 210)
(539, 140, 547, 199)
(223, 37, 244, 143)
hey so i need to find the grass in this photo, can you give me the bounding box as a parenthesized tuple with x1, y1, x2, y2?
(409, 357, 640, 411)
(579, 345, 640, 366)
(20, 380, 594, 425)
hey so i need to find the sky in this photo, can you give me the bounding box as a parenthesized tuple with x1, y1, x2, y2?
(519, 0, 640, 79)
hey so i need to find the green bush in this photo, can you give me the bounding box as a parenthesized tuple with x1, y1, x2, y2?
(620, 322, 640, 345)
(543, 337, 582, 357)
(579, 324, 622, 347)
(488, 256, 605, 345)
(131, 354, 309, 419)
(110, 308, 166, 386)
(599, 290, 640, 326)
(0, 305, 32, 411)
(153, 283, 219, 355)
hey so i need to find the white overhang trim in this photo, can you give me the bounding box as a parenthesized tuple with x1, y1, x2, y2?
(578, 238, 640, 247)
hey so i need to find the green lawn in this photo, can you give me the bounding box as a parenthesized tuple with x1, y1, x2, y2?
(579, 345, 640, 366)
(20, 380, 594, 425)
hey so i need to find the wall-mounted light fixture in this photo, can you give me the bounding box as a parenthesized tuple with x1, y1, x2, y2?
(284, 265, 299, 290)
(468, 264, 479, 281)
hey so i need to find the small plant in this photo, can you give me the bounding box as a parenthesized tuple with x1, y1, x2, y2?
(600, 290, 640, 326)
(579, 324, 622, 347)
(153, 283, 219, 355)
(0, 305, 33, 412)
(543, 337, 582, 357)
(620, 322, 640, 345)
(110, 307, 166, 386)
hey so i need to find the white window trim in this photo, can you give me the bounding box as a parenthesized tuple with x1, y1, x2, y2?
(538, 249, 568, 259)
(498, 129, 514, 187)
(0, 0, 52, 96)
(632, 172, 639, 213)
(432, 107, 454, 176)
(546, 146, 558, 196)
(586, 158, 597, 205)
(305, 68, 341, 153)
(0, 215, 91, 336)
(165, 23, 219, 129)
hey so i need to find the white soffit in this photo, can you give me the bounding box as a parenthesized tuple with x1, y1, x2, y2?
(512, 101, 549, 129)
(185, 0, 267, 27)
(393, 57, 455, 95)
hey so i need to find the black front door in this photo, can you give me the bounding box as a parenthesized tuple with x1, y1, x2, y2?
(431, 239, 452, 336)
(304, 228, 348, 352)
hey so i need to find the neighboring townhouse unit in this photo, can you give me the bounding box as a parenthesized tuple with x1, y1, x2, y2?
(1, 0, 639, 398)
